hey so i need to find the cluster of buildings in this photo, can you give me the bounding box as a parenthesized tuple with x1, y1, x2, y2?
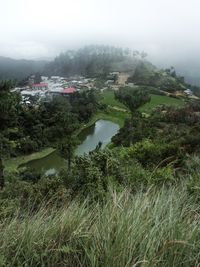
(13, 75, 96, 105)
(13, 71, 134, 105)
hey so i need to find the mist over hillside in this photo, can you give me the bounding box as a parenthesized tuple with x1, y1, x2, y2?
(0, 45, 200, 94)
(150, 55, 200, 87)
(0, 46, 145, 80)
(0, 56, 47, 81)
(173, 61, 200, 86)
(44, 45, 144, 77)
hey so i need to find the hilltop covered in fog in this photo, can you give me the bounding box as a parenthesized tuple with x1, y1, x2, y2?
(0, 56, 47, 81)
(0, 45, 200, 97)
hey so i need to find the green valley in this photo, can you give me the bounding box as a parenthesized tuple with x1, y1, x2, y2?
(0, 46, 200, 267)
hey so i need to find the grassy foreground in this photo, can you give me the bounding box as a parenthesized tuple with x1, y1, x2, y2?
(0, 186, 199, 267)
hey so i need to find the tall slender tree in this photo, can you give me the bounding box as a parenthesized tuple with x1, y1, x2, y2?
(0, 81, 15, 189)
(59, 136, 78, 172)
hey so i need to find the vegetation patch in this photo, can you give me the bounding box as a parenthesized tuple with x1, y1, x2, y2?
(4, 147, 56, 172)
(139, 94, 185, 112)
(1, 46, 200, 267)
(77, 107, 129, 133)
(101, 89, 127, 110)
(0, 186, 200, 267)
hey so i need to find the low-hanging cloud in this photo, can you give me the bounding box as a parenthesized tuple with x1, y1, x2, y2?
(0, 0, 200, 67)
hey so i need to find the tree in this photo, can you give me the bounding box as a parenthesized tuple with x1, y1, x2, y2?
(115, 87, 151, 114)
(59, 136, 78, 172)
(0, 81, 18, 189)
(34, 72, 42, 84)
(141, 51, 148, 59)
(0, 80, 21, 130)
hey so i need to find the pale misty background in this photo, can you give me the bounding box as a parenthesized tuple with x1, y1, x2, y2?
(0, 0, 200, 84)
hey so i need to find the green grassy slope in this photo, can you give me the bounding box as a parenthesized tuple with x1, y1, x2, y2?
(101, 90, 184, 114)
(4, 148, 56, 172)
(140, 94, 185, 112)
(101, 90, 127, 110)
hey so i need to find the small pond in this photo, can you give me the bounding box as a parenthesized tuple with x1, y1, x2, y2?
(23, 119, 120, 175)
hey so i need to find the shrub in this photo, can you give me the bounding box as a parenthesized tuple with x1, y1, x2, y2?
(127, 139, 179, 166)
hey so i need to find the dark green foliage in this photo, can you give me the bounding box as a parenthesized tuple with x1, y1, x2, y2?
(59, 136, 78, 171)
(126, 139, 180, 166)
(69, 89, 101, 122)
(0, 173, 68, 215)
(113, 102, 200, 158)
(184, 156, 200, 201)
(34, 72, 42, 84)
(14, 96, 78, 154)
(112, 113, 155, 146)
(0, 47, 200, 266)
(115, 86, 151, 113)
(0, 158, 4, 189)
(0, 82, 99, 157)
(0, 81, 21, 131)
(45, 45, 140, 77)
(128, 62, 186, 92)
(60, 149, 123, 199)
(19, 168, 42, 183)
(191, 85, 200, 97)
(17, 137, 39, 154)
(187, 173, 200, 202)
(0, 56, 46, 81)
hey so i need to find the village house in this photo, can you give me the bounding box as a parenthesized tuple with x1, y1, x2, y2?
(61, 87, 77, 95)
(32, 83, 48, 91)
(184, 89, 193, 96)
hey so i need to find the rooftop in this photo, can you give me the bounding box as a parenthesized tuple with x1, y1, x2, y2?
(62, 87, 77, 94)
(32, 83, 48, 87)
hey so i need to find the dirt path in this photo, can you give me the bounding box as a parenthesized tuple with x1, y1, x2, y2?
(108, 105, 127, 112)
(117, 73, 130, 85)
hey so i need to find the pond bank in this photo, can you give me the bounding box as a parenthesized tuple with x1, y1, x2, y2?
(4, 148, 56, 172)
(4, 109, 127, 173)
(76, 108, 129, 136)
(22, 119, 120, 175)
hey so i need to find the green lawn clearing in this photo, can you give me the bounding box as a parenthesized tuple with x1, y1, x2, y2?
(140, 94, 185, 113)
(101, 90, 127, 110)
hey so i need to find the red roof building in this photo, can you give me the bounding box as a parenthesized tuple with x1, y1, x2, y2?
(32, 83, 48, 87)
(32, 83, 48, 90)
(62, 87, 77, 94)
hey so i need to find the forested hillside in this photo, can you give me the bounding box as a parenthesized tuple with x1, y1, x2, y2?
(44, 45, 145, 77)
(0, 56, 46, 81)
(0, 45, 197, 96)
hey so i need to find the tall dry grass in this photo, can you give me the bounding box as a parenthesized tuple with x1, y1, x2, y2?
(0, 186, 199, 267)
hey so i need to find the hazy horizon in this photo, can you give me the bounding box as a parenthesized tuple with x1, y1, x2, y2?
(0, 0, 200, 68)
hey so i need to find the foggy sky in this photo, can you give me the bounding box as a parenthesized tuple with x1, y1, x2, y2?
(1, 0, 200, 66)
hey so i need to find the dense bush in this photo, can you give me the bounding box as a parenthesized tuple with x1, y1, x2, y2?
(126, 139, 180, 166)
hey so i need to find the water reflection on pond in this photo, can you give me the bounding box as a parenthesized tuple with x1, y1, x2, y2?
(23, 119, 119, 175)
